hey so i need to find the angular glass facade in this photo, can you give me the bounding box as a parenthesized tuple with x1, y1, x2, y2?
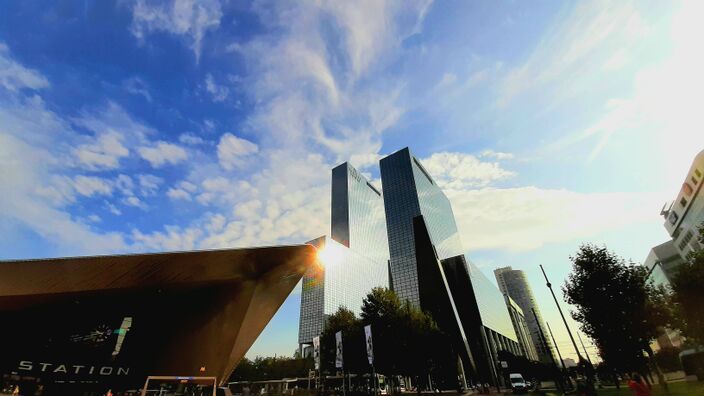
(332, 163, 390, 264)
(380, 148, 464, 307)
(381, 148, 519, 385)
(467, 260, 517, 342)
(298, 163, 390, 346)
(381, 149, 515, 337)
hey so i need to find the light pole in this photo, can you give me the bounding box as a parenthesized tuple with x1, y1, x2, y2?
(547, 321, 572, 390)
(531, 308, 564, 394)
(539, 265, 584, 363)
(577, 331, 593, 365)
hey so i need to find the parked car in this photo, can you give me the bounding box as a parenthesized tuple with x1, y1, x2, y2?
(509, 373, 528, 394)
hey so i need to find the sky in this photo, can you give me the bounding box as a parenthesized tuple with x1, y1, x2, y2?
(1, 0, 703, 362)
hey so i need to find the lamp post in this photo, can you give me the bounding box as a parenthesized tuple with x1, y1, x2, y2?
(539, 265, 584, 363)
(531, 308, 564, 394)
(577, 331, 593, 365)
(547, 321, 572, 390)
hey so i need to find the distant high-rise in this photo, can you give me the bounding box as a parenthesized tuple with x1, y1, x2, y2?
(380, 147, 520, 387)
(494, 266, 556, 364)
(298, 162, 390, 350)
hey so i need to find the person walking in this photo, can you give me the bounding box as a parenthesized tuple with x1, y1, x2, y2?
(12, 385, 19, 396)
(627, 373, 651, 396)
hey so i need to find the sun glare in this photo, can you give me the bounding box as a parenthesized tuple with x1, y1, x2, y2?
(316, 241, 343, 268)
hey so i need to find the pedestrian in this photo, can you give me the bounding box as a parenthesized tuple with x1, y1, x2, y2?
(627, 373, 651, 396)
(12, 385, 19, 396)
(106, 388, 113, 396)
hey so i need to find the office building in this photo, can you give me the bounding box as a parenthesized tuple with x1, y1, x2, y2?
(494, 266, 556, 365)
(644, 240, 685, 288)
(661, 149, 704, 258)
(0, 245, 316, 395)
(298, 163, 390, 351)
(642, 149, 704, 351)
(504, 294, 540, 361)
(380, 147, 519, 387)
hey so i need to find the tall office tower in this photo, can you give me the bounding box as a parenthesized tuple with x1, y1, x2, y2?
(380, 147, 519, 387)
(494, 266, 556, 364)
(298, 163, 390, 352)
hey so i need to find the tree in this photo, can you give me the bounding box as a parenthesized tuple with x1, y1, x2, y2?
(320, 307, 366, 374)
(670, 226, 704, 344)
(562, 244, 674, 385)
(230, 355, 314, 381)
(360, 288, 456, 391)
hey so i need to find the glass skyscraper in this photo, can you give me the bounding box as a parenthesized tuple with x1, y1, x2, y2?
(298, 163, 390, 348)
(494, 266, 557, 364)
(380, 147, 519, 386)
(380, 147, 464, 307)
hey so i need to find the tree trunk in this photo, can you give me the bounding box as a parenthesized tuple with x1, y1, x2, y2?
(645, 345, 669, 393)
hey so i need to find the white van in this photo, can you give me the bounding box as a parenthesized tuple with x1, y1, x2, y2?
(508, 373, 527, 393)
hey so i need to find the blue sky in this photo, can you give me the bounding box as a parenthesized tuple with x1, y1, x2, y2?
(1, 0, 703, 361)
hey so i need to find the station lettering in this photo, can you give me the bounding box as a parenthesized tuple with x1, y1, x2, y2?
(18, 361, 129, 376)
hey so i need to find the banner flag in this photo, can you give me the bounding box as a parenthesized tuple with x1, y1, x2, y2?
(313, 336, 321, 370)
(335, 331, 344, 368)
(364, 324, 374, 365)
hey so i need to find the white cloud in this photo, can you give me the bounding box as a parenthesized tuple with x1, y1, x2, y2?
(0, 42, 50, 91)
(115, 174, 135, 196)
(129, 0, 223, 62)
(204, 73, 228, 102)
(447, 186, 662, 251)
(124, 195, 146, 209)
(71, 102, 157, 170)
(73, 132, 129, 170)
(421, 152, 516, 189)
(0, 133, 126, 254)
(105, 201, 122, 216)
(167, 187, 192, 201)
(551, 1, 704, 168)
(123, 0, 431, 252)
(217, 133, 258, 170)
(179, 133, 205, 145)
(497, 1, 650, 107)
(123, 76, 152, 102)
(138, 141, 188, 167)
(72, 175, 113, 197)
(479, 150, 514, 161)
(137, 174, 163, 196)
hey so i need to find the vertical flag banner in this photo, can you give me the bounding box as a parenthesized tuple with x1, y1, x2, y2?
(335, 331, 344, 368)
(313, 336, 321, 370)
(364, 324, 374, 365)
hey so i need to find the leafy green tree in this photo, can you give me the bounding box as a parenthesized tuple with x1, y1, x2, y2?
(230, 355, 314, 381)
(360, 288, 456, 390)
(670, 226, 704, 344)
(320, 307, 367, 374)
(562, 244, 675, 386)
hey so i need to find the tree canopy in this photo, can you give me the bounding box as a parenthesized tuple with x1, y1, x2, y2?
(562, 244, 674, 374)
(319, 288, 456, 389)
